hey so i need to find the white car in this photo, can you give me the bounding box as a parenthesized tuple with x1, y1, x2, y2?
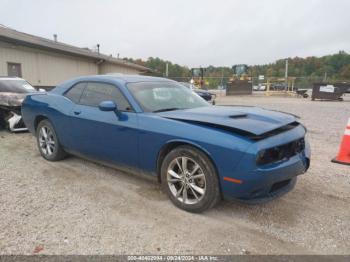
(0, 77, 42, 132)
(259, 85, 266, 91)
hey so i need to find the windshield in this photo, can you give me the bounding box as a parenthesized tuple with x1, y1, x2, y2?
(127, 81, 209, 112)
(0, 79, 36, 93)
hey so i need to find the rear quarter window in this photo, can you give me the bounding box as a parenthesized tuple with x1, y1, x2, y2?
(64, 82, 86, 103)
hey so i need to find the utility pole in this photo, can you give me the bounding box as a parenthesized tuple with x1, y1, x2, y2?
(165, 63, 169, 77)
(285, 59, 288, 91)
(220, 68, 224, 87)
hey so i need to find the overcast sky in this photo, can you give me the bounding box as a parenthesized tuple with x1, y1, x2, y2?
(1, 0, 349, 67)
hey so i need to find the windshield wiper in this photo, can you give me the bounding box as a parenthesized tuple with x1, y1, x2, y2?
(153, 107, 181, 113)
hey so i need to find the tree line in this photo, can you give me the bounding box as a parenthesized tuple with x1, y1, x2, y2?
(251, 51, 350, 80)
(124, 51, 350, 88)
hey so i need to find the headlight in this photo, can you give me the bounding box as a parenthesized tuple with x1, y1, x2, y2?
(256, 138, 305, 166)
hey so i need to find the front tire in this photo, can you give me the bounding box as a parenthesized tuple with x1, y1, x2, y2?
(36, 119, 66, 161)
(161, 145, 221, 213)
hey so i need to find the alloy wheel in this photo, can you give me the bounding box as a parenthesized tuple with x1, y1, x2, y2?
(167, 156, 206, 205)
(38, 126, 56, 156)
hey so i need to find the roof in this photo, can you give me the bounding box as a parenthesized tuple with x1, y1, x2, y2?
(50, 74, 174, 96)
(62, 74, 172, 84)
(0, 25, 153, 73)
(111, 75, 171, 83)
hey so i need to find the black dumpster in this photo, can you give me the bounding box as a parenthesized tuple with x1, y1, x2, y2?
(311, 83, 350, 101)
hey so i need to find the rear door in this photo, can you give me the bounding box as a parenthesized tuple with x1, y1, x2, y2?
(67, 81, 139, 168)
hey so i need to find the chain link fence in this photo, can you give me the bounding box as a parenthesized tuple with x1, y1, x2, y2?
(168, 76, 350, 90)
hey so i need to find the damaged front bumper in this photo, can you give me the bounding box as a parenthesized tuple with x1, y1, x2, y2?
(221, 125, 311, 203)
(0, 107, 27, 132)
(6, 111, 27, 132)
(0, 93, 28, 132)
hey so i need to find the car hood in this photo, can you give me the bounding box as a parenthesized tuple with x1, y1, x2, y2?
(157, 106, 298, 137)
(0, 92, 27, 107)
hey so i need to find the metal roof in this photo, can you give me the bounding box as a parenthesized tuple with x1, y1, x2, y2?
(0, 25, 152, 73)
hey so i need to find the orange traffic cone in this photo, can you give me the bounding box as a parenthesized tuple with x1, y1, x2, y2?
(332, 118, 350, 165)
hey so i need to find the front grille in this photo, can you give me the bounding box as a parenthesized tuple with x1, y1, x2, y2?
(14, 117, 26, 129)
(256, 138, 305, 166)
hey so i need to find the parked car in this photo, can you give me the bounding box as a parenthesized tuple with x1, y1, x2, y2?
(180, 82, 216, 104)
(0, 77, 40, 132)
(253, 84, 266, 91)
(270, 83, 286, 91)
(22, 75, 310, 213)
(258, 84, 266, 91)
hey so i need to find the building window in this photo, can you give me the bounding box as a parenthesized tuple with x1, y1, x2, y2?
(7, 62, 22, 77)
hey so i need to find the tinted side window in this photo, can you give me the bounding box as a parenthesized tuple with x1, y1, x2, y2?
(65, 83, 86, 103)
(79, 82, 132, 111)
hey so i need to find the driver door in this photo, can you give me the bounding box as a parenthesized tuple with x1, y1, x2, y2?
(67, 81, 139, 169)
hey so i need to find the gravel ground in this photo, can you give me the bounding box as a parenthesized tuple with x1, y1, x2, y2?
(0, 94, 349, 255)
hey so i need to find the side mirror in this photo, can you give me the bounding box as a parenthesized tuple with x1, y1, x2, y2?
(99, 101, 117, 112)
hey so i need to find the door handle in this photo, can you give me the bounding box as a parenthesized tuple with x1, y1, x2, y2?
(73, 110, 81, 115)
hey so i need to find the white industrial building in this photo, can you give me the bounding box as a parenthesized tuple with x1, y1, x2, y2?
(0, 25, 152, 89)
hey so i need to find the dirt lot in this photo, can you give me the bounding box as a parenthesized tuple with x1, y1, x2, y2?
(0, 95, 349, 255)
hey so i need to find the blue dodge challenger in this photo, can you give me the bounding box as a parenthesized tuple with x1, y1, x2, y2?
(22, 75, 310, 212)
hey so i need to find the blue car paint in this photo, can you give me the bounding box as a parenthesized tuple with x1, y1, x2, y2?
(157, 106, 297, 136)
(222, 125, 310, 200)
(67, 105, 139, 167)
(21, 75, 310, 202)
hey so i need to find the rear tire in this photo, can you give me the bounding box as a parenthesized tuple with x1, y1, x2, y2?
(36, 119, 66, 161)
(161, 145, 221, 213)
